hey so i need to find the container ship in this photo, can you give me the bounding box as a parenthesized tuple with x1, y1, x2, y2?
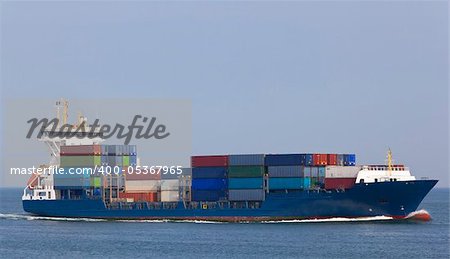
(22, 101, 438, 222)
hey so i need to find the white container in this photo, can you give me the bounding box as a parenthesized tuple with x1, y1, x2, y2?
(325, 166, 362, 178)
(161, 190, 179, 202)
(125, 180, 159, 192)
(160, 179, 179, 191)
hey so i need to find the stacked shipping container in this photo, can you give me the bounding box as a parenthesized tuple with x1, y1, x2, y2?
(228, 154, 265, 201)
(111, 145, 161, 202)
(160, 179, 180, 202)
(57, 144, 162, 202)
(266, 154, 307, 190)
(57, 147, 360, 202)
(56, 145, 103, 191)
(191, 156, 229, 201)
(324, 165, 362, 189)
(266, 153, 356, 190)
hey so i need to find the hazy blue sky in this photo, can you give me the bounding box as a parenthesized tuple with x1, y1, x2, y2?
(1, 1, 448, 187)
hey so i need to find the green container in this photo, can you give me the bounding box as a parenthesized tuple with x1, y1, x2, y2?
(94, 156, 101, 166)
(91, 177, 102, 187)
(60, 156, 102, 167)
(123, 156, 130, 166)
(228, 166, 264, 178)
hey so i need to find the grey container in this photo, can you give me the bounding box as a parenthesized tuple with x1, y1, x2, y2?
(325, 165, 362, 178)
(107, 145, 123, 155)
(122, 145, 130, 156)
(162, 167, 192, 179)
(228, 189, 265, 201)
(229, 154, 265, 166)
(106, 155, 123, 166)
(181, 167, 192, 176)
(268, 166, 303, 178)
(101, 145, 107, 155)
(121, 145, 137, 155)
(161, 173, 181, 180)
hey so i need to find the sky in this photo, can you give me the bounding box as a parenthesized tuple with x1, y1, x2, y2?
(1, 1, 448, 187)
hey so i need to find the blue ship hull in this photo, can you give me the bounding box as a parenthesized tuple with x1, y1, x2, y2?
(23, 180, 437, 221)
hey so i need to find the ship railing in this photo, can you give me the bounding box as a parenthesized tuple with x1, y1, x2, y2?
(362, 165, 409, 171)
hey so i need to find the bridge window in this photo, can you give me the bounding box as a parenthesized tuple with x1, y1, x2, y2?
(374, 179, 378, 183)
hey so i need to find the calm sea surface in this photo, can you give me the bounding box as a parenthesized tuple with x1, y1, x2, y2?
(1, 188, 448, 258)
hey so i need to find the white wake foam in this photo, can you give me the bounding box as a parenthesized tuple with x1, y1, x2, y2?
(0, 213, 106, 222)
(0, 213, 224, 224)
(262, 215, 394, 223)
(1, 213, 396, 224)
(117, 219, 224, 224)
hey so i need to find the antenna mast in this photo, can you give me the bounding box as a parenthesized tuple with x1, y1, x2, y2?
(387, 148, 393, 176)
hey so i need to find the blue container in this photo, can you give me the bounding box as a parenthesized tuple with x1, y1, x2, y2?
(101, 155, 108, 165)
(264, 154, 302, 166)
(129, 145, 137, 156)
(115, 156, 123, 166)
(120, 145, 137, 156)
(107, 145, 116, 155)
(301, 178, 311, 189)
(192, 167, 227, 179)
(101, 145, 108, 155)
(344, 154, 356, 166)
(318, 167, 325, 177)
(268, 166, 302, 178)
(336, 154, 345, 166)
(191, 190, 228, 201)
(269, 177, 302, 190)
(129, 155, 137, 166)
(228, 178, 263, 189)
(106, 145, 125, 155)
(107, 156, 115, 166)
(229, 154, 265, 166)
(300, 154, 313, 166)
(192, 178, 227, 190)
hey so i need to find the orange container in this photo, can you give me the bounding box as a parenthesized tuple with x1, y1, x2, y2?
(327, 154, 337, 165)
(119, 192, 159, 202)
(313, 154, 328, 165)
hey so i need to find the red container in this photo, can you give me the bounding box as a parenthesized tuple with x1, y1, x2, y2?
(324, 178, 356, 190)
(191, 155, 229, 167)
(60, 145, 101, 156)
(119, 192, 158, 202)
(313, 154, 328, 166)
(125, 167, 161, 180)
(327, 154, 337, 165)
